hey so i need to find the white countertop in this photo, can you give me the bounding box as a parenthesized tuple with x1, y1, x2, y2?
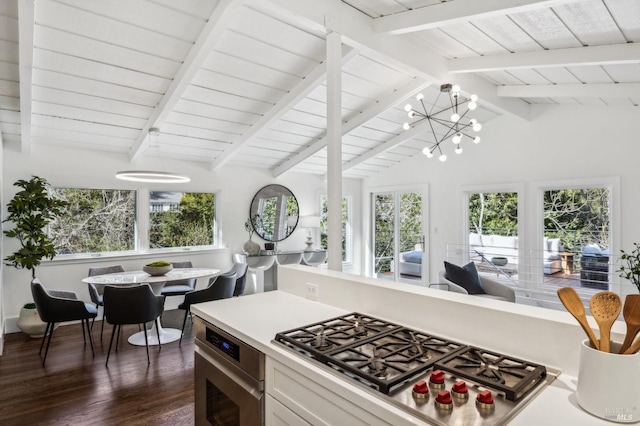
(191, 291, 611, 425)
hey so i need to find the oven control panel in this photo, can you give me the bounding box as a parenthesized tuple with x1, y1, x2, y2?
(206, 327, 240, 361)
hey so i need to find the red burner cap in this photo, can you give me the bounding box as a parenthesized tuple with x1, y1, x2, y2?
(436, 390, 453, 405)
(412, 380, 429, 394)
(452, 380, 468, 394)
(476, 390, 494, 405)
(429, 370, 445, 384)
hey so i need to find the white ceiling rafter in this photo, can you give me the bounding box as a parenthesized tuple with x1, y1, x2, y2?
(262, 0, 530, 121)
(341, 119, 432, 172)
(372, 0, 587, 35)
(272, 78, 433, 177)
(450, 43, 640, 73)
(498, 83, 640, 98)
(129, 0, 243, 162)
(17, 0, 34, 155)
(210, 46, 359, 171)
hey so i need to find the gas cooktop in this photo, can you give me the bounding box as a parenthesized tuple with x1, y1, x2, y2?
(274, 312, 559, 426)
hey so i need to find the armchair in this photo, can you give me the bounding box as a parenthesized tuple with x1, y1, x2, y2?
(437, 270, 516, 303)
(31, 278, 98, 366)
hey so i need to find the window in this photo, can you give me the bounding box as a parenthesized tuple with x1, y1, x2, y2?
(320, 195, 351, 263)
(49, 188, 136, 255)
(149, 191, 216, 249)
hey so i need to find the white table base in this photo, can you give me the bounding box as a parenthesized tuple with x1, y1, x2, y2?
(127, 321, 181, 346)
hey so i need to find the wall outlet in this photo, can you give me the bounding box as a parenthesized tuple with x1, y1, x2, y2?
(305, 282, 319, 300)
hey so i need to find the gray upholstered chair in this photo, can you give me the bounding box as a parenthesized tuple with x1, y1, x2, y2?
(31, 278, 98, 366)
(177, 271, 237, 344)
(103, 284, 165, 366)
(160, 261, 197, 297)
(230, 262, 248, 297)
(87, 264, 125, 340)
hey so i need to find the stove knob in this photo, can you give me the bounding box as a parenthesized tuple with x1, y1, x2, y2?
(429, 369, 445, 389)
(475, 390, 495, 410)
(435, 390, 453, 410)
(451, 380, 469, 400)
(412, 380, 429, 401)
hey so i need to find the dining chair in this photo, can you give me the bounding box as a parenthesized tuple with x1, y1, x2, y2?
(230, 262, 248, 297)
(177, 270, 237, 344)
(103, 284, 165, 366)
(87, 264, 125, 340)
(31, 278, 98, 366)
(160, 261, 197, 297)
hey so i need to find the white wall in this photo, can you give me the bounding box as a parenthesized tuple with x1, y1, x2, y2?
(363, 104, 640, 298)
(1, 142, 362, 332)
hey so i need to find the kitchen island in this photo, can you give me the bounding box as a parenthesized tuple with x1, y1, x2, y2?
(192, 265, 622, 425)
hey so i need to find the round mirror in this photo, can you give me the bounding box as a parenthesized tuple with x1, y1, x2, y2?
(249, 184, 299, 242)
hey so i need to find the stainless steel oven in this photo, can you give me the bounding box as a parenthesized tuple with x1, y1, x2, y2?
(194, 317, 265, 426)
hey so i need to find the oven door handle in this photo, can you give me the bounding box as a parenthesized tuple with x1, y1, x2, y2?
(195, 346, 263, 399)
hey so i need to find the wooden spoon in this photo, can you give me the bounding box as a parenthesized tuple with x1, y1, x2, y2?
(623, 336, 640, 355)
(557, 287, 599, 350)
(619, 294, 640, 354)
(589, 291, 622, 353)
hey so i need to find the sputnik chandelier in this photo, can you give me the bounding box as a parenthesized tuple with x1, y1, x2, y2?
(403, 83, 481, 162)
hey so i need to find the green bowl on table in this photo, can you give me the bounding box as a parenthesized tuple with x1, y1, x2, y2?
(143, 261, 173, 276)
(491, 256, 508, 266)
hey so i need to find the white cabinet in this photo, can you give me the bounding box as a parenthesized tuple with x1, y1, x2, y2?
(266, 394, 311, 426)
(266, 357, 418, 426)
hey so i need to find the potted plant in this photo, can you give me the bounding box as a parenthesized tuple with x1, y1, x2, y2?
(3, 176, 68, 337)
(618, 243, 640, 293)
(3, 176, 68, 279)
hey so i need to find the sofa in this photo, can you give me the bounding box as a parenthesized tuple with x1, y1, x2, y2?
(469, 233, 562, 275)
(399, 244, 423, 277)
(437, 270, 516, 302)
(580, 244, 609, 289)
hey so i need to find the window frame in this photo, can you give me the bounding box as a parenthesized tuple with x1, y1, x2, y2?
(320, 194, 353, 266)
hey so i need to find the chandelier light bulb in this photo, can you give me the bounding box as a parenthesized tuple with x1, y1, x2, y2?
(469, 119, 477, 125)
(473, 122, 482, 132)
(416, 93, 424, 101)
(455, 146, 462, 154)
(452, 133, 462, 144)
(468, 101, 477, 110)
(404, 104, 412, 112)
(452, 85, 460, 93)
(422, 147, 434, 158)
(439, 154, 447, 162)
(403, 122, 411, 130)
(451, 113, 460, 122)
(408, 111, 415, 118)
(474, 136, 481, 144)
(470, 94, 478, 102)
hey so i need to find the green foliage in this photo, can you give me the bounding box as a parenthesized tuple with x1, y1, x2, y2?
(3, 176, 68, 279)
(619, 243, 640, 293)
(469, 192, 518, 236)
(150, 192, 215, 248)
(146, 260, 171, 267)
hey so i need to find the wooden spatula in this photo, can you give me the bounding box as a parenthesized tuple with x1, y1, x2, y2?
(620, 294, 640, 354)
(623, 336, 640, 355)
(557, 287, 599, 350)
(590, 291, 622, 353)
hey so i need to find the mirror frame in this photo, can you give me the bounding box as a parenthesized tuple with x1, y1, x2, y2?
(249, 184, 299, 242)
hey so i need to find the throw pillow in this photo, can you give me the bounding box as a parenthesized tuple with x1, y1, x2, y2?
(402, 251, 422, 264)
(444, 261, 486, 295)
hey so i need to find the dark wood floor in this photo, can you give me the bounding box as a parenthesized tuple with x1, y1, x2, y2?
(0, 309, 195, 426)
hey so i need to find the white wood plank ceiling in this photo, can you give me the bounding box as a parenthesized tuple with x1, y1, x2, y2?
(0, 0, 638, 179)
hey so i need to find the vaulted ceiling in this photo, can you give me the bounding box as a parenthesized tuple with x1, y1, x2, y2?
(1, 0, 638, 178)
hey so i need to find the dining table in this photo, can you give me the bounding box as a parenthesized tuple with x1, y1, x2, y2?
(82, 268, 220, 346)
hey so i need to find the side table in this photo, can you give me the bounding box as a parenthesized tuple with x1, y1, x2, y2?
(559, 252, 575, 274)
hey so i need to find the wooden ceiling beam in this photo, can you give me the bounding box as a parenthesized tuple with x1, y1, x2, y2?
(210, 47, 359, 171)
(129, 0, 243, 162)
(18, 0, 35, 155)
(450, 43, 640, 73)
(272, 78, 433, 177)
(373, 0, 586, 35)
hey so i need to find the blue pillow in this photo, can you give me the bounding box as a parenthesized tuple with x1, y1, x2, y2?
(444, 261, 485, 295)
(402, 251, 422, 264)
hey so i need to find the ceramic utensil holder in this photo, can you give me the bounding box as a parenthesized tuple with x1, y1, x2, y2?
(576, 339, 640, 423)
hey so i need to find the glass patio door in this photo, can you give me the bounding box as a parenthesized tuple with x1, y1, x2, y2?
(372, 190, 427, 285)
